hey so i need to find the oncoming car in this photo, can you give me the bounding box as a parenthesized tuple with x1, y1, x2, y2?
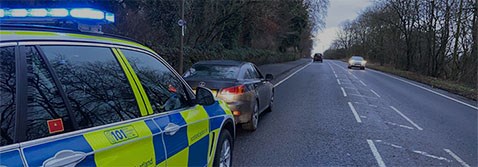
(0, 8, 235, 167)
(183, 60, 274, 131)
(348, 56, 367, 70)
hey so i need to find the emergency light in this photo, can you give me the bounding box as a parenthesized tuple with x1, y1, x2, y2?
(0, 8, 114, 23)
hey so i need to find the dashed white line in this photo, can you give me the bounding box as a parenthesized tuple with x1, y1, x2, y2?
(348, 102, 362, 123)
(390, 106, 423, 130)
(341, 87, 347, 97)
(359, 80, 367, 86)
(384, 121, 414, 130)
(349, 94, 378, 99)
(334, 73, 338, 78)
(367, 140, 386, 167)
(368, 68, 478, 110)
(274, 61, 312, 87)
(370, 89, 381, 98)
(444, 149, 471, 167)
(337, 79, 341, 85)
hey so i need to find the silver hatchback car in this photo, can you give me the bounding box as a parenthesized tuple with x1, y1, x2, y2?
(348, 56, 367, 70)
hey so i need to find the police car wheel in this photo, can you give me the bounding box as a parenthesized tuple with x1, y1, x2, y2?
(213, 130, 233, 167)
(242, 101, 259, 131)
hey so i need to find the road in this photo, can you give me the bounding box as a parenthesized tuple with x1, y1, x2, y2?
(233, 59, 477, 166)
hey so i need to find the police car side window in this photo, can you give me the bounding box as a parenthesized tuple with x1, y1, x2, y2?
(120, 49, 189, 113)
(41, 46, 141, 129)
(26, 46, 74, 140)
(0, 47, 16, 146)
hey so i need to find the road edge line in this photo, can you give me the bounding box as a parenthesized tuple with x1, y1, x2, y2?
(367, 68, 477, 110)
(273, 60, 312, 87)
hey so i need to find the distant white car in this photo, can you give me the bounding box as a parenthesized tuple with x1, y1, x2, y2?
(348, 56, 367, 70)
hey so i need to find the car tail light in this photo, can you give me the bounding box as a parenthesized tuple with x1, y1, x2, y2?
(220, 85, 245, 95)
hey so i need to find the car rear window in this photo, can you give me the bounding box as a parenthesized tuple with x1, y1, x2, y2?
(184, 64, 239, 79)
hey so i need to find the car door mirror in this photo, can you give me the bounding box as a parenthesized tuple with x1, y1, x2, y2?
(265, 74, 274, 81)
(195, 86, 215, 106)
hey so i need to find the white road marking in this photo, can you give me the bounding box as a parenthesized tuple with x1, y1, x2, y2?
(375, 140, 453, 163)
(274, 61, 312, 87)
(341, 87, 347, 97)
(349, 94, 378, 99)
(348, 102, 362, 123)
(368, 68, 478, 110)
(351, 74, 358, 79)
(370, 89, 381, 98)
(390, 106, 423, 130)
(384, 121, 414, 130)
(444, 149, 471, 167)
(367, 140, 386, 167)
(343, 86, 358, 90)
(337, 79, 341, 85)
(334, 73, 338, 78)
(359, 80, 367, 86)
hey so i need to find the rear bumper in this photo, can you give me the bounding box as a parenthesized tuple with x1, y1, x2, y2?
(227, 101, 253, 124)
(217, 93, 254, 124)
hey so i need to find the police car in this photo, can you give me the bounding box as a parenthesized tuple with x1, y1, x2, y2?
(0, 8, 235, 167)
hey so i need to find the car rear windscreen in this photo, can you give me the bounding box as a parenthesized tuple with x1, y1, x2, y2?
(184, 64, 239, 79)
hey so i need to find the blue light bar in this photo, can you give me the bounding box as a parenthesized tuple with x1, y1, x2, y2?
(10, 9, 28, 17)
(0, 8, 114, 23)
(105, 12, 114, 23)
(29, 9, 48, 17)
(70, 8, 104, 20)
(48, 8, 68, 17)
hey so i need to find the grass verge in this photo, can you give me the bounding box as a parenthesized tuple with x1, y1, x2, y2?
(367, 64, 477, 100)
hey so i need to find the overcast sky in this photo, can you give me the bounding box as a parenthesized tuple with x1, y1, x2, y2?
(312, 0, 373, 54)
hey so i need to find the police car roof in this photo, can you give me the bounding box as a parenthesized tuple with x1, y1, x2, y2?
(0, 24, 153, 53)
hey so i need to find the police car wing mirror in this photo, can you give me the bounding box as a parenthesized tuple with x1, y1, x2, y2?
(195, 86, 215, 106)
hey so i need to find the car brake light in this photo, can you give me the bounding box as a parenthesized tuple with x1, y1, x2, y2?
(221, 85, 245, 95)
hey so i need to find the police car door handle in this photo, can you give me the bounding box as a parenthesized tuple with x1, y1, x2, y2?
(43, 150, 86, 167)
(164, 123, 181, 136)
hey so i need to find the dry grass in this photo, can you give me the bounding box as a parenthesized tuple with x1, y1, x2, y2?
(367, 64, 477, 100)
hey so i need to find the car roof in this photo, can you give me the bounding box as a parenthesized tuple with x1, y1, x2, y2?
(0, 24, 155, 54)
(194, 60, 247, 66)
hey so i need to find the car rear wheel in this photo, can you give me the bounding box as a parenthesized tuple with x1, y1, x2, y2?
(265, 92, 273, 113)
(213, 130, 233, 167)
(242, 101, 259, 131)
(361, 67, 365, 70)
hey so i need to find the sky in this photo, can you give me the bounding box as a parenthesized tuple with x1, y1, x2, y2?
(312, 0, 373, 54)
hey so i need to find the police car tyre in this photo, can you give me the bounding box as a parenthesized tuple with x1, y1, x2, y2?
(213, 129, 233, 167)
(242, 101, 259, 131)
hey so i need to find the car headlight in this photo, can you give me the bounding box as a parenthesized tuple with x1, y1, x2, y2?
(349, 60, 354, 64)
(362, 61, 367, 65)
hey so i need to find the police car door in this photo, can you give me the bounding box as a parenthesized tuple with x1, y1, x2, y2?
(18, 44, 166, 167)
(117, 48, 213, 166)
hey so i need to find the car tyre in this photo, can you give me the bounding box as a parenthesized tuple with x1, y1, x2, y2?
(242, 101, 259, 131)
(361, 67, 365, 70)
(265, 92, 274, 113)
(213, 129, 233, 167)
(348, 66, 351, 69)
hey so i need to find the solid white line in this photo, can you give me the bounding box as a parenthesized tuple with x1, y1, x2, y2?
(367, 140, 386, 167)
(274, 61, 312, 87)
(368, 69, 478, 110)
(444, 149, 471, 167)
(359, 80, 367, 86)
(341, 87, 347, 97)
(348, 102, 362, 123)
(370, 89, 381, 98)
(337, 79, 341, 85)
(390, 106, 423, 130)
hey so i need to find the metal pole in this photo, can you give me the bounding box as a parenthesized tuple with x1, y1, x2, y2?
(179, 0, 185, 74)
